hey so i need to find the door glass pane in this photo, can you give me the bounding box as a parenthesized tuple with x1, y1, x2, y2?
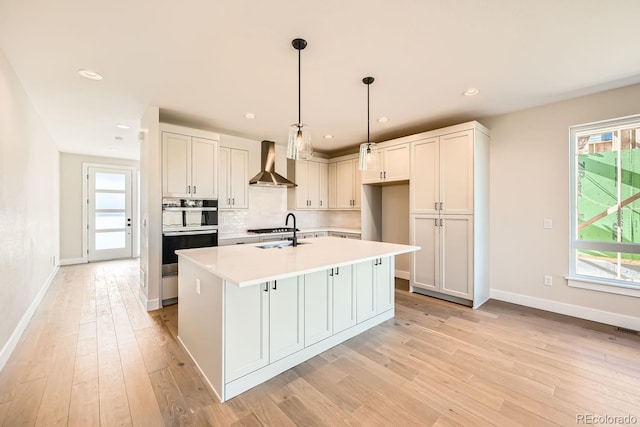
(96, 192, 125, 210)
(95, 231, 126, 250)
(95, 212, 125, 230)
(96, 172, 125, 191)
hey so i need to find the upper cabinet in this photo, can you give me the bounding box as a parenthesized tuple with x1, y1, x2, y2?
(361, 142, 410, 184)
(162, 130, 219, 199)
(329, 155, 360, 210)
(287, 158, 329, 210)
(219, 146, 249, 209)
(411, 130, 474, 215)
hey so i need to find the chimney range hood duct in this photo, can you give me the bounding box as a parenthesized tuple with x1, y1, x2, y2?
(249, 140, 296, 187)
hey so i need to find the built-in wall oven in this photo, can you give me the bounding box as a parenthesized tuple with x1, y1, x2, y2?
(162, 198, 218, 305)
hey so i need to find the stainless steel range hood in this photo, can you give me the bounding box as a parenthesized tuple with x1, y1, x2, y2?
(249, 140, 296, 187)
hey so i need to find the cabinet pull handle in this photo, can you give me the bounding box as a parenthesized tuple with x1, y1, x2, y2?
(232, 198, 235, 205)
(435, 202, 438, 210)
(227, 198, 231, 205)
(272, 280, 277, 290)
(440, 218, 443, 226)
(320, 200, 322, 207)
(379, 258, 382, 265)
(374, 259, 378, 265)
(380, 172, 383, 179)
(329, 268, 333, 277)
(264, 283, 268, 292)
(336, 267, 339, 275)
(440, 202, 443, 210)
(193, 185, 196, 194)
(435, 218, 438, 227)
(187, 185, 191, 194)
(384, 171, 386, 179)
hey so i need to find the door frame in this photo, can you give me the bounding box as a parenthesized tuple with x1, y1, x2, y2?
(82, 163, 139, 263)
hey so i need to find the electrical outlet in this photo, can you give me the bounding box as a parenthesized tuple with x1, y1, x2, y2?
(543, 219, 553, 229)
(196, 278, 201, 295)
(544, 275, 553, 286)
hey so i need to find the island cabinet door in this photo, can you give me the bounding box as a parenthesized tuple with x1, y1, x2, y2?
(269, 276, 305, 363)
(355, 260, 376, 323)
(304, 270, 332, 346)
(225, 282, 269, 382)
(332, 265, 356, 334)
(374, 256, 394, 313)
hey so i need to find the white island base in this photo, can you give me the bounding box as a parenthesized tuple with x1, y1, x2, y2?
(176, 237, 419, 402)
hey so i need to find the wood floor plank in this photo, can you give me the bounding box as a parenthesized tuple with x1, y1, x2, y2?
(0, 401, 10, 426)
(68, 378, 100, 427)
(149, 367, 195, 426)
(2, 377, 47, 427)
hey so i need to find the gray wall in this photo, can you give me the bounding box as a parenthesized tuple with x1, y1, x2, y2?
(481, 82, 640, 322)
(0, 50, 60, 367)
(59, 153, 138, 262)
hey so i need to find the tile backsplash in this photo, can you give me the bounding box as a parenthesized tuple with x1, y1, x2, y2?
(218, 186, 361, 232)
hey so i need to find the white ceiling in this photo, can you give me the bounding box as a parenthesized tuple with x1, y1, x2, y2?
(1, 0, 640, 160)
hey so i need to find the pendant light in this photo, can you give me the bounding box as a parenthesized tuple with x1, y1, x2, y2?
(287, 38, 313, 160)
(359, 76, 378, 171)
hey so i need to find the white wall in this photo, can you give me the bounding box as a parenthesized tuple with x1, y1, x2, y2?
(139, 107, 162, 310)
(0, 50, 60, 369)
(382, 184, 410, 278)
(481, 82, 640, 326)
(59, 153, 138, 263)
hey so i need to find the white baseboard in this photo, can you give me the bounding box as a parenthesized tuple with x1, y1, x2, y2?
(0, 266, 59, 372)
(395, 269, 410, 280)
(139, 292, 161, 311)
(490, 289, 640, 331)
(59, 257, 85, 266)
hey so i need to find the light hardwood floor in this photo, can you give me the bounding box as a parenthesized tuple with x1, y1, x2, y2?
(1, 259, 639, 426)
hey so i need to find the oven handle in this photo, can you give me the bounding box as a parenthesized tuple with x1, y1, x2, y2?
(163, 207, 218, 212)
(163, 230, 218, 237)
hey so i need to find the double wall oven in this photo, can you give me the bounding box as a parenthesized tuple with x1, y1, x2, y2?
(162, 198, 218, 305)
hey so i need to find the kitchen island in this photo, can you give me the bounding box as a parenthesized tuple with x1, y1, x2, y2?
(176, 236, 420, 402)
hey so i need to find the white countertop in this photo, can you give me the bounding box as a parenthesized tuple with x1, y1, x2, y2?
(218, 227, 361, 240)
(177, 236, 419, 287)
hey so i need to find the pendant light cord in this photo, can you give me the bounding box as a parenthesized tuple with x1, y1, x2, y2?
(298, 47, 301, 126)
(367, 81, 370, 147)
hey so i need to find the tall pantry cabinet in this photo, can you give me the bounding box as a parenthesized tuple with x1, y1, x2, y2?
(410, 121, 489, 308)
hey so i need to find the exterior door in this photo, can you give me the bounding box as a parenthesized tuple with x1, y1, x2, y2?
(87, 166, 133, 261)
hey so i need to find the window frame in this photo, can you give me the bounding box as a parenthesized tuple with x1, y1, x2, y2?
(568, 114, 640, 297)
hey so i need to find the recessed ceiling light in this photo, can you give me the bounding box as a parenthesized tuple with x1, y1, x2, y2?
(77, 69, 103, 80)
(463, 88, 479, 96)
(244, 113, 256, 119)
(377, 117, 389, 123)
(116, 124, 130, 129)
(323, 134, 333, 139)
(114, 136, 123, 142)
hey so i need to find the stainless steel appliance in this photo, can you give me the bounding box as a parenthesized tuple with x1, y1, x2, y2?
(248, 140, 296, 187)
(162, 198, 218, 305)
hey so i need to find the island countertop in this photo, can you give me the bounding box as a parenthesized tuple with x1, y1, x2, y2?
(176, 236, 420, 287)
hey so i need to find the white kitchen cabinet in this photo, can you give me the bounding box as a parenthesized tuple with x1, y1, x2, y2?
(218, 236, 260, 246)
(354, 256, 393, 323)
(411, 130, 473, 215)
(162, 132, 218, 198)
(331, 265, 356, 333)
(408, 121, 489, 308)
(225, 281, 269, 382)
(331, 157, 361, 209)
(304, 270, 332, 346)
(269, 277, 305, 362)
(361, 143, 410, 184)
(412, 215, 473, 300)
(328, 231, 361, 239)
(288, 159, 329, 210)
(219, 146, 249, 209)
(225, 276, 304, 381)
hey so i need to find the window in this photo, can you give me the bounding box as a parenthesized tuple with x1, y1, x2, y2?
(569, 115, 640, 293)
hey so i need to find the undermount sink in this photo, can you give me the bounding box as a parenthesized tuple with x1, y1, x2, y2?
(256, 240, 308, 249)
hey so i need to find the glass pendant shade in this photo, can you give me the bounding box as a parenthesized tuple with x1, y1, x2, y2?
(359, 142, 378, 171)
(287, 123, 313, 160)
